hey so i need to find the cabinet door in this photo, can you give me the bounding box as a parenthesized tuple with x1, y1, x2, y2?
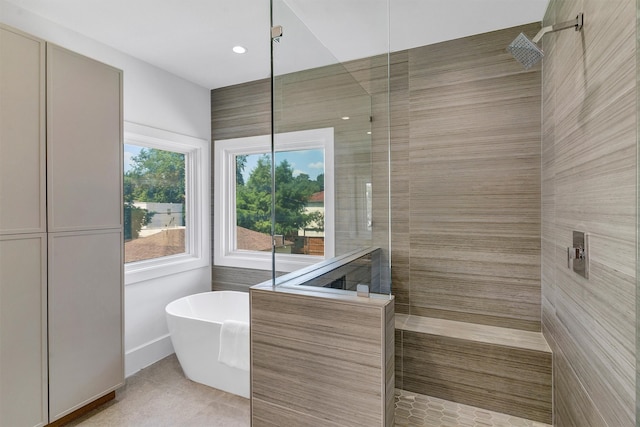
(0, 26, 46, 235)
(47, 44, 123, 233)
(48, 230, 124, 421)
(0, 234, 48, 427)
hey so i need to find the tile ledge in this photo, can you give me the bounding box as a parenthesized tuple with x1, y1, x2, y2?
(395, 313, 551, 353)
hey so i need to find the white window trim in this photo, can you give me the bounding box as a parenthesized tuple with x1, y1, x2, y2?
(124, 122, 210, 285)
(214, 128, 334, 272)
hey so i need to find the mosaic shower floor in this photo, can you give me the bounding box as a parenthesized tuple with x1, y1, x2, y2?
(394, 389, 551, 427)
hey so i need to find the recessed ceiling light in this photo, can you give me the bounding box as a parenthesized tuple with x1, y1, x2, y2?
(341, 116, 350, 120)
(367, 131, 372, 135)
(233, 46, 247, 54)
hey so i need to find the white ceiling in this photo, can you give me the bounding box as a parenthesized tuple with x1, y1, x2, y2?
(3, 0, 549, 89)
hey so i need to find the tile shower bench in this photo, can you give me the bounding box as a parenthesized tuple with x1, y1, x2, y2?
(395, 313, 552, 424)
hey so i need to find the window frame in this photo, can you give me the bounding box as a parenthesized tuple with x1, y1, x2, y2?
(214, 127, 334, 272)
(124, 122, 210, 285)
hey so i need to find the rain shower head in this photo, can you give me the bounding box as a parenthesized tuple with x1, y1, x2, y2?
(507, 33, 544, 70)
(507, 13, 583, 69)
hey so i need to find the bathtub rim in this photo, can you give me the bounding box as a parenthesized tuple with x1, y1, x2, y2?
(165, 290, 249, 324)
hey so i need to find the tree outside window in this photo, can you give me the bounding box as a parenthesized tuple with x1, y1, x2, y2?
(235, 152, 325, 254)
(124, 145, 186, 263)
(214, 128, 334, 272)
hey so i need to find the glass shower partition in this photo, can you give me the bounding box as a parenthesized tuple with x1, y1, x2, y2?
(270, 0, 391, 295)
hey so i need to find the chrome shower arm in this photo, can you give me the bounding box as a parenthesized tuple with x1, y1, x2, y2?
(532, 13, 584, 43)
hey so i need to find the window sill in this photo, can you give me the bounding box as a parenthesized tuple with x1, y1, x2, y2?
(214, 250, 325, 273)
(125, 253, 209, 285)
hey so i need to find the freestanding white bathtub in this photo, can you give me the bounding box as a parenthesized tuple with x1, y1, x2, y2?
(165, 291, 250, 398)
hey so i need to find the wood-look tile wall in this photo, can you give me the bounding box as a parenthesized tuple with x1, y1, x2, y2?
(211, 25, 542, 332)
(250, 288, 394, 426)
(210, 79, 272, 291)
(400, 24, 543, 331)
(283, 24, 542, 331)
(541, 0, 637, 426)
(211, 64, 385, 291)
(211, 21, 552, 423)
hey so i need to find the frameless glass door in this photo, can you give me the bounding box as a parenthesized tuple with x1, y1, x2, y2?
(270, 0, 391, 295)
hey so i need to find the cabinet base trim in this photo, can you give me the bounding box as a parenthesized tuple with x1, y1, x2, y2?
(46, 391, 115, 427)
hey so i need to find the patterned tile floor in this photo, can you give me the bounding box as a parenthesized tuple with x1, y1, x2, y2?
(394, 389, 552, 427)
(66, 355, 551, 426)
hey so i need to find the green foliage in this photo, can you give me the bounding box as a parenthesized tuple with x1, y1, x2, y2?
(236, 155, 323, 238)
(123, 147, 183, 240)
(315, 173, 324, 191)
(306, 211, 324, 232)
(236, 155, 247, 186)
(236, 155, 272, 233)
(125, 148, 185, 203)
(124, 203, 154, 241)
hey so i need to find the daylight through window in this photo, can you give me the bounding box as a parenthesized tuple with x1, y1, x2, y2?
(124, 145, 186, 263)
(123, 122, 209, 285)
(235, 150, 326, 255)
(214, 128, 334, 272)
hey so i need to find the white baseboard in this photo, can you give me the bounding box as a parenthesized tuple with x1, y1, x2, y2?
(125, 334, 175, 377)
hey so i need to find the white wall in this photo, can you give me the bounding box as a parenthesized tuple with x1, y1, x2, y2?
(1, 1, 212, 376)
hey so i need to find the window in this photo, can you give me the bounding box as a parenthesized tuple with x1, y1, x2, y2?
(214, 128, 334, 272)
(124, 145, 186, 262)
(124, 122, 209, 284)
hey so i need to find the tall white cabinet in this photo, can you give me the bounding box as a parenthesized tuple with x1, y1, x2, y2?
(46, 43, 124, 423)
(0, 25, 123, 427)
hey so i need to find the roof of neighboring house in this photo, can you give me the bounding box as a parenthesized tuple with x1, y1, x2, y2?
(236, 226, 273, 252)
(125, 226, 291, 261)
(125, 228, 185, 263)
(236, 226, 295, 252)
(309, 191, 324, 203)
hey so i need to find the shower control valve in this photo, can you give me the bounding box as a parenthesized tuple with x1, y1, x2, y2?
(567, 231, 589, 279)
(567, 246, 585, 261)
